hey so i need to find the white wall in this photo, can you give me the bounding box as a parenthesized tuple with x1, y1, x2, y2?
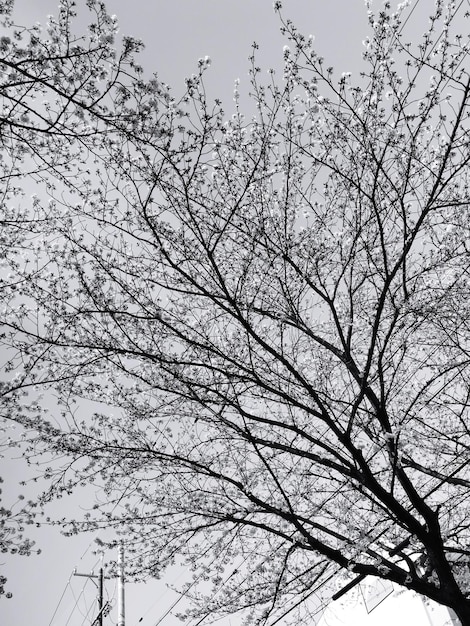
(317, 578, 458, 626)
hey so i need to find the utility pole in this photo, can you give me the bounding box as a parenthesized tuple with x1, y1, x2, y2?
(73, 545, 124, 626)
(98, 567, 104, 626)
(117, 543, 125, 626)
(73, 566, 106, 626)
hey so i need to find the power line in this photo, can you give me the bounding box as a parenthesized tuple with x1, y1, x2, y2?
(48, 538, 99, 626)
(64, 582, 90, 626)
(79, 594, 100, 626)
(48, 576, 73, 626)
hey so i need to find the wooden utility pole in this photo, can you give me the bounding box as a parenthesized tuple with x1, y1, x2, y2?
(98, 567, 104, 626)
(72, 545, 125, 625)
(73, 566, 105, 626)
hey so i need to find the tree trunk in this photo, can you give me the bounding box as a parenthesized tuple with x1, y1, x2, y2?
(449, 599, 470, 626)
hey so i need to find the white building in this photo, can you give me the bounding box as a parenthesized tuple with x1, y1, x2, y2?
(317, 577, 460, 626)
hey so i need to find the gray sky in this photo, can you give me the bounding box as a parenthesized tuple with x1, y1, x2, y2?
(0, 1, 374, 625)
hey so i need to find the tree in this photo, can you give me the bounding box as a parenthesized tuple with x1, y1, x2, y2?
(0, 0, 142, 598)
(2, 0, 470, 623)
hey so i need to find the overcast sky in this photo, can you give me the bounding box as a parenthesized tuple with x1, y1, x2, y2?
(0, 1, 437, 625)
